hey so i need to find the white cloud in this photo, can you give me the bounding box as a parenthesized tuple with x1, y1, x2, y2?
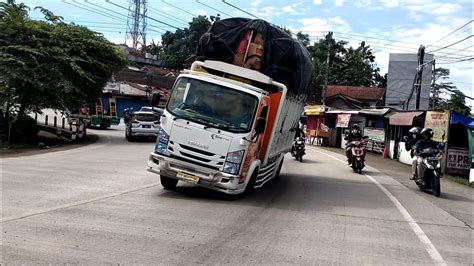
(299, 16, 351, 33)
(335, 0, 345, 6)
(251, 0, 262, 7)
(403, 2, 463, 16)
(282, 5, 296, 13)
(195, 9, 207, 16)
(354, 0, 371, 8)
(381, 0, 399, 8)
(313, 0, 322, 5)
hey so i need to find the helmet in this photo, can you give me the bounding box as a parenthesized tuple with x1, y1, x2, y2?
(408, 127, 421, 134)
(420, 128, 433, 139)
(350, 124, 360, 133)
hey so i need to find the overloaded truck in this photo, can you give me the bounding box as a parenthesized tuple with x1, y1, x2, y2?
(147, 18, 314, 194)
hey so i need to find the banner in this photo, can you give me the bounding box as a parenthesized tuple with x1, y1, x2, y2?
(336, 114, 351, 128)
(363, 128, 385, 142)
(424, 111, 449, 142)
(447, 147, 470, 176)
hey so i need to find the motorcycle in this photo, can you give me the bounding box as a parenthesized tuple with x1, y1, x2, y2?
(414, 146, 443, 197)
(291, 136, 305, 162)
(348, 140, 366, 174)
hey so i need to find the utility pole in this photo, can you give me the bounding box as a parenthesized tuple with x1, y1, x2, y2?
(431, 59, 436, 109)
(415, 45, 425, 110)
(322, 31, 333, 105)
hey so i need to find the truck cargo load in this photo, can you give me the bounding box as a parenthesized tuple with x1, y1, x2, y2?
(196, 18, 314, 99)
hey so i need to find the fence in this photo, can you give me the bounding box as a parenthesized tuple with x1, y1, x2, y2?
(31, 110, 87, 142)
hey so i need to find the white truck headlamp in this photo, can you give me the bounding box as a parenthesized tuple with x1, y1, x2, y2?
(155, 128, 170, 156)
(223, 162, 240, 175)
(225, 150, 245, 163)
(222, 150, 245, 175)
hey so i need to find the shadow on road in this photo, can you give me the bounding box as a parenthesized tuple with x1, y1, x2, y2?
(156, 172, 386, 214)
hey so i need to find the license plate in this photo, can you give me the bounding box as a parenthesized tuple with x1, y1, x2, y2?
(176, 172, 199, 184)
(142, 125, 151, 128)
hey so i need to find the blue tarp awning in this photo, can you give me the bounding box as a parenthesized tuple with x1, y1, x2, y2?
(450, 112, 474, 127)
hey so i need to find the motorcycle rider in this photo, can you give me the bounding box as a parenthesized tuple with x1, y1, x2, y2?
(345, 124, 364, 165)
(291, 126, 306, 155)
(414, 128, 438, 184)
(405, 127, 422, 180)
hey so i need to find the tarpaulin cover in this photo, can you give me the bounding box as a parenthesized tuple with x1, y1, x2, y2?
(196, 18, 314, 97)
(388, 111, 423, 126)
(450, 111, 474, 127)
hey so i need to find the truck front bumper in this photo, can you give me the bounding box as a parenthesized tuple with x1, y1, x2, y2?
(147, 152, 245, 194)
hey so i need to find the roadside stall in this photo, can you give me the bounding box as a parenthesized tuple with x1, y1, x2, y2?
(303, 105, 331, 145)
(359, 108, 390, 154)
(385, 110, 425, 163)
(445, 112, 473, 178)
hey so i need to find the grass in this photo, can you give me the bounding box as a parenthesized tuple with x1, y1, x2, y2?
(445, 175, 473, 188)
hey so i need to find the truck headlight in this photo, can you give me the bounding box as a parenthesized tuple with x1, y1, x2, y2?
(222, 150, 245, 175)
(223, 162, 240, 175)
(226, 150, 245, 163)
(155, 128, 170, 156)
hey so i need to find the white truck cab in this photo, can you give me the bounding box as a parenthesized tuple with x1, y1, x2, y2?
(147, 60, 304, 194)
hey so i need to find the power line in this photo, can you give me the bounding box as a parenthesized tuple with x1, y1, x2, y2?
(437, 57, 474, 64)
(302, 30, 473, 55)
(195, 0, 232, 17)
(427, 35, 473, 53)
(434, 26, 472, 47)
(221, 0, 260, 19)
(434, 45, 474, 60)
(61, 0, 127, 22)
(428, 19, 473, 47)
(81, 0, 127, 19)
(161, 0, 197, 17)
(105, 0, 180, 29)
(147, 6, 189, 25)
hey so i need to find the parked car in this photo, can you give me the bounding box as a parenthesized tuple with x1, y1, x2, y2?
(125, 111, 161, 141)
(139, 106, 164, 115)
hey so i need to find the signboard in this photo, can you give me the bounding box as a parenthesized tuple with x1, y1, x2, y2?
(363, 128, 385, 142)
(447, 147, 470, 176)
(304, 105, 326, 115)
(424, 111, 449, 142)
(336, 114, 351, 128)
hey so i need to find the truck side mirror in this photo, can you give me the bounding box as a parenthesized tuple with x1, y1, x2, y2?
(151, 93, 161, 107)
(255, 117, 266, 134)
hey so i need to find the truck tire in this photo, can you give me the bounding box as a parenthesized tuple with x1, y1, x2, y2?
(244, 170, 258, 194)
(160, 175, 178, 190)
(274, 157, 284, 180)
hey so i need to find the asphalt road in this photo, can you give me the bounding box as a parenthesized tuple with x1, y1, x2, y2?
(1, 126, 472, 264)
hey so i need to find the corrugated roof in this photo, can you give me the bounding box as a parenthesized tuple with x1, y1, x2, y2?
(326, 85, 385, 101)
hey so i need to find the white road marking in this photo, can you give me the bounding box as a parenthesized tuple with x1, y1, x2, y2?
(309, 147, 447, 266)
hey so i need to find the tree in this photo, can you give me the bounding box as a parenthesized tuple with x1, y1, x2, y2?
(430, 67, 471, 115)
(447, 91, 471, 115)
(339, 41, 382, 87)
(296, 31, 310, 48)
(161, 15, 211, 69)
(0, 0, 127, 120)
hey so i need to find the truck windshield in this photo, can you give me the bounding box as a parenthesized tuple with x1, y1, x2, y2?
(167, 77, 259, 133)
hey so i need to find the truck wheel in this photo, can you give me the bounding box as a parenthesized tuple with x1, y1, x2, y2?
(244, 171, 258, 194)
(160, 175, 178, 190)
(432, 176, 441, 197)
(274, 157, 284, 180)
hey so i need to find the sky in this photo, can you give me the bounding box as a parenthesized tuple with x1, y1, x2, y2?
(13, 0, 474, 107)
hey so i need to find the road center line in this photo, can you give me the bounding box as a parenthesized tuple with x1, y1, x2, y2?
(309, 147, 447, 266)
(1, 183, 159, 224)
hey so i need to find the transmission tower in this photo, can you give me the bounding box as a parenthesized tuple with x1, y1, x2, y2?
(125, 0, 148, 50)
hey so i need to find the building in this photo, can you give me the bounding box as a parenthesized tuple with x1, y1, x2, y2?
(386, 53, 434, 110)
(325, 85, 385, 110)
